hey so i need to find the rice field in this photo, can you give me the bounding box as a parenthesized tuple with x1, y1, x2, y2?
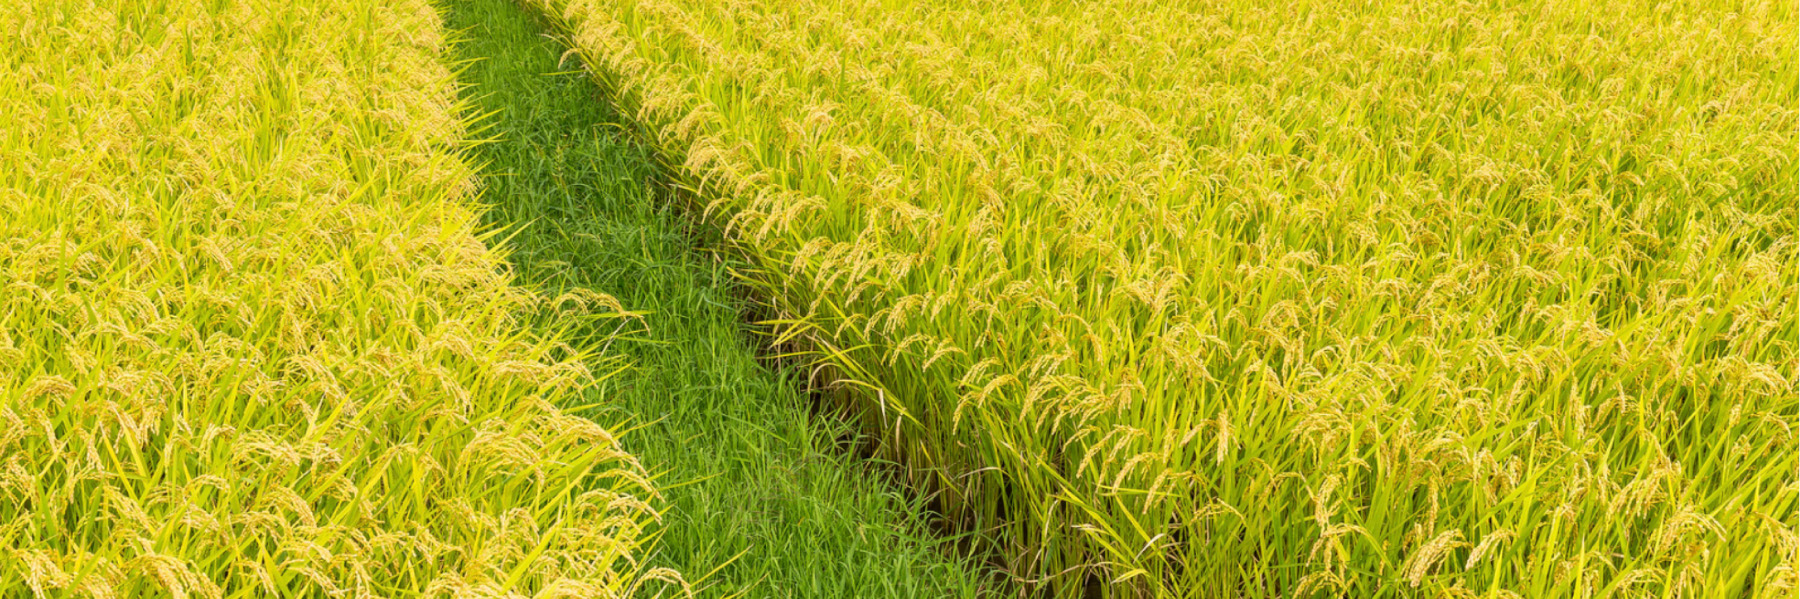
(4, 0, 1795, 597)
(0, 0, 682, 596)
(524, 0, 1798, 596)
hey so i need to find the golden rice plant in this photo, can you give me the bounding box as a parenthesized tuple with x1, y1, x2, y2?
(527, 0, 1796, 596)
(0, 0, 681, 596)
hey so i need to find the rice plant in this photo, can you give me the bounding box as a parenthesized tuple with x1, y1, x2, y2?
(0, 0, 681, 595)
(524, 0, 1798, 596)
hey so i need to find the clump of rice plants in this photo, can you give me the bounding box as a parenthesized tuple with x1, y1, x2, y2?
(0, 0, 680, 595)
(526, 0, 1797, 596)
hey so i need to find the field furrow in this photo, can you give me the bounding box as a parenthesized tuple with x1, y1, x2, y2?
(441, 0, 1002, 595)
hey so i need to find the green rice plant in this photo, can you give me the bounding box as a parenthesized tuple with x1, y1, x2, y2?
(0, 0, 682, 596)
(523, 0, 1797, 596)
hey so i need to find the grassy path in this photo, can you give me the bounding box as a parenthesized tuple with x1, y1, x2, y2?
(442, 0, 1000, 596)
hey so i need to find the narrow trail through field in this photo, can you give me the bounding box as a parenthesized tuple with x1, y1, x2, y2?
(442, 0, 1002, 596)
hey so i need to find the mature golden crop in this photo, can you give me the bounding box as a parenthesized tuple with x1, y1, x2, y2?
(0, 0, 680, 596)
(531, 0, 1797, 596)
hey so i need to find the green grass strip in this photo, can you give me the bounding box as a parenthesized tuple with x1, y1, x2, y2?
(442, 0, 1007, 596)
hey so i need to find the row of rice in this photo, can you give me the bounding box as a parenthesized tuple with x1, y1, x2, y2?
(520, 0, 1797, 596)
